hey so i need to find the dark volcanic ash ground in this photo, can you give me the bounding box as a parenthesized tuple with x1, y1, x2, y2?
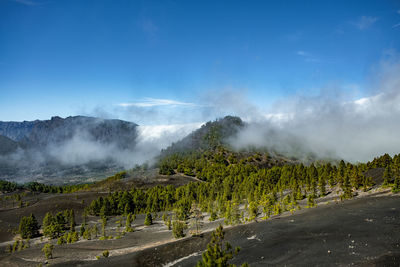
(85, 195, 400, 267)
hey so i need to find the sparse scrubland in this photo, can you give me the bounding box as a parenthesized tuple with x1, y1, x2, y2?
(0, 117, 399, 266)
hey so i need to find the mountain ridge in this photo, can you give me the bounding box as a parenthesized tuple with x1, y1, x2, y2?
(160, 115, 245, 156)
(0, 116, 138, 149)
(0, 116, 140, 182)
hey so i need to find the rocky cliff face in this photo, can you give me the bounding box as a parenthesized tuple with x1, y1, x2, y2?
(0, 116, 138, 149)
(0, 135, 19, 155)
(0, 120, 37, 142)
(0, 116, 139, 182)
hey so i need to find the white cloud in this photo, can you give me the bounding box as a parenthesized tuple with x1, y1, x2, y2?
(393, 23, 400, 29)
(118, 98, 197, 108)
(262, 113, 294, 125)
(353, 16, 378, 30)
(296, 51, 308, 56)
(230, 55, 400, 162)
(137, 123, 202, 143)
(296, 51, 320, 62)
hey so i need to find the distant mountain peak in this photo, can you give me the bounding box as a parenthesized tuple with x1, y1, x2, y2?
(0, 116, 138, 144)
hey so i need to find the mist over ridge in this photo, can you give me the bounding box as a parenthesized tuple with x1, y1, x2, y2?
(0, 115, 203, 182)
(228, 54, 400, 162)
(0, 54, 399, 183)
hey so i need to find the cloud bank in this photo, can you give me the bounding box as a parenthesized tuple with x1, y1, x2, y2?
(230, 53, 400, 162)
(45, 123, 201, 168)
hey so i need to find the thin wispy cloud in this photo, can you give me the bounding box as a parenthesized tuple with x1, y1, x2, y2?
(296, 50, 309, 56)
(393, 23, 400, 29)
(353, 16, 378, 30)
(118, 98, 197, 108)
(296, 50, 320, 63)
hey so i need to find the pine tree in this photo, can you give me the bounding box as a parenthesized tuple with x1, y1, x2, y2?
(71, 231, 79, 242)
(80, 223, 86, 237)
(57, 235, 66, 245)
(338, 160, 346, 185)
(42, 243, 54, 259)
(307, 194, 315, 208)
(18, 214, 39, 239)
(392, 174, 400, 193)
(17, 239, 24, 251)
(383, 166, 392, 186)
(196, 225, 246, 267)
(93, 224, 99, 238)
(361, 174, 373, 192)
(224, 201, 240, 225)
(341, 173, 352, 199)
(69, 209, 76, 232)
(43, 212, 64, 239)
(101, 216, 107, 237)
(126, 213, 134, 232)
(42, 212, 53, 232)
(248, 201, 258, 221)
(308, 164, 318, 197)
(318, 171, 327, 197)
(144, 212, 153, 226)
(124, 203, 130, 215)
(82, 211, 87, 225)
(172, 220, 187, 238)
(83, 227, 91, 240)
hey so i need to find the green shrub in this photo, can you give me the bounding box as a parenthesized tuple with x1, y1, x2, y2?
(172, 221, 187, 238)
(42, 243, 54, 259)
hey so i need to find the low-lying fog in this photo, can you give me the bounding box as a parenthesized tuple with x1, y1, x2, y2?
(229, 53, 400, 163)
(1, 54, 399, 183)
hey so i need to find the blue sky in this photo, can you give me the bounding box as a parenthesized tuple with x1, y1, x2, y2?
(0, 0, 399, 124)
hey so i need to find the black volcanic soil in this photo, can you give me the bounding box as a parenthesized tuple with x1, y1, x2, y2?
(1, 173, 399, 267)
(77, 194, 400, 267)
(0, 169, 198, 243)
(0, 191, 108, 242)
